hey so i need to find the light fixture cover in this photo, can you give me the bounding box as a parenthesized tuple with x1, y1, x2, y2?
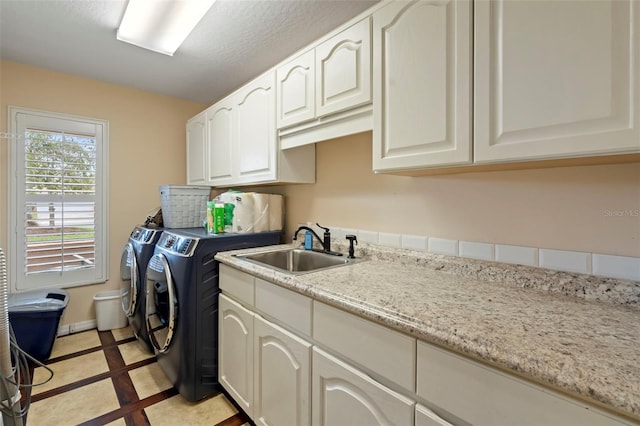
(117, 0, 215, 56)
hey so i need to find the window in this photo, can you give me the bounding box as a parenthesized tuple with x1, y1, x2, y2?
(8, 106, 109, 291)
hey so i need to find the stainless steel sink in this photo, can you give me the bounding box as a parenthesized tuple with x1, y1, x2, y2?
(236, 248, 359, 275)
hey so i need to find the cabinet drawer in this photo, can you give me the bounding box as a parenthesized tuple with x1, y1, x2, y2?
(220, 264, 255, 306)
(313, 301, 415, 391)
(416, 341, 631, 426)
(255, 278, 312, 336)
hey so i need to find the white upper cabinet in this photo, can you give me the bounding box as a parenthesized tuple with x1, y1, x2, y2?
(276, 18, 373, 149)
(206, 97, 235, 186)
(193, 70, 315, 187)
(316, 18, 372, 117)
(277, 49, 316, 129)
(186, 110, 207, 185)
(474, 0, 640, 163)
(235, 72, 278, 184)
(372, 0, 472, 172)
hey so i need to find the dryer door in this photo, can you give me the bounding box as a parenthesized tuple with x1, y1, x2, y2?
(120, 242, 137, 317)
(145, 254, 177, 353)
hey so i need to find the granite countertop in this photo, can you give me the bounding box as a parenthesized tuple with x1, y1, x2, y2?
(215, 242, 640, 421)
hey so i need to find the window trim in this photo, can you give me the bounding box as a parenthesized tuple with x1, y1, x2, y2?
(8, 106, 110, 292)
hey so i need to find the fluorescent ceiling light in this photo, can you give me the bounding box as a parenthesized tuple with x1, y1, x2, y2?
(117, 0, 215, 56)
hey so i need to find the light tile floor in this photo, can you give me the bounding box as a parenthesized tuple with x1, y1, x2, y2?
(144, 393, 238, 426)
(24, 326, 249, 426)
(32, 350, 109, 395)
(119, 340, 155, 366)
(28, 378, 120, 425)
(129, 363, 173, 400)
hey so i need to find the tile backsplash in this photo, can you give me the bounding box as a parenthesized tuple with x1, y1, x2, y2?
(299, 223, 640, 281)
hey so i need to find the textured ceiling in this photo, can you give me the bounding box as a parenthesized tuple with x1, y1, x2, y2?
(0, 0, 380, 104)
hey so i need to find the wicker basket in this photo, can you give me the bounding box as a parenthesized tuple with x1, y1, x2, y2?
(159, 185, 211, 228)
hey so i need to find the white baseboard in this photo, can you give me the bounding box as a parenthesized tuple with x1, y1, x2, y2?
(57, 320, 97, 337)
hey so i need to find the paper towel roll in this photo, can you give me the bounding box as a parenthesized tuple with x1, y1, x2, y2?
(251, 193, 270, 233)
(232, 193, 254, 233)
(214, 191, 255, 233)
(268, 194, 284, 231)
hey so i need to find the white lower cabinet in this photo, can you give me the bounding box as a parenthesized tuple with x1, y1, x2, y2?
(416, 341, 632, 426)
(254, 315, 312, 426)
(312, 347, 415, 426)
(220, 267, 633, 426)
(219, 294, 255, 418)
(415, 404, 453, 426)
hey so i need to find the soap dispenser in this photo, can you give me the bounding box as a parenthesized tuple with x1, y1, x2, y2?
(304, 231, 313, 250)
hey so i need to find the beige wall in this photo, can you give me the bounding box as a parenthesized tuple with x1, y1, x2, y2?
(0, 61, 206, 326)
(278, 132, 640, 258)
(1, 61, 637, 330)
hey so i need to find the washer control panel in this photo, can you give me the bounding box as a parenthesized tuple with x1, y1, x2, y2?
(131, 226, 162, 244)
(157, 232, 198, 257)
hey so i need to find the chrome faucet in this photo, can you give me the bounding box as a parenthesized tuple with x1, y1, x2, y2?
(293, 223, 342, 256)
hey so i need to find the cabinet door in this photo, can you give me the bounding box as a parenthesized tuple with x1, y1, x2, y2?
(316, 18, 372, 117)
(235, 71, 277, 184)
(186, 111, 207, 185)
(277, 50, 315, 129)
(372, 0, 472, 172)
(219, 294, 254, 418)
(206, 98, 235, 186)
(254, 315, 312, 426)
(474, 0, 640, 163)
(312, 347, 414, 426)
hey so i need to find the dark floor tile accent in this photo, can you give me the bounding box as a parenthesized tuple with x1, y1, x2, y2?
(137, 387, 180, 408)
(100, 330, 141, 408)
(214, 412, 252, 426)
(112, 370, 139, 407)
(124, 357, 158, 371)
(98, 329, 117, 347)
(78, 383, 179, 426)
(218, 387, 253, 426)
(29, 356, 157, 403)
(125, 410, 152, 426)
(46, 345, 103, 363)
(30, 371, 110, 403)
(43, 335, 136, 365)
(115, 335, 139, 345)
